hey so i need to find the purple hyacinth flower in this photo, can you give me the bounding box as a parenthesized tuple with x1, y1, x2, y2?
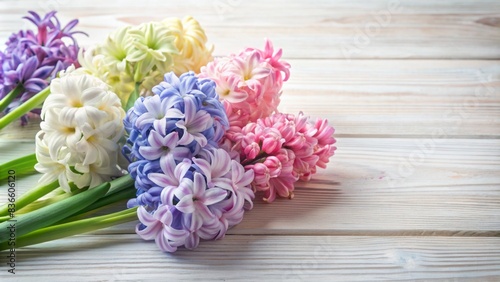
(132, 148, 254, 252)
(176, 98, 213, 147)
(0, 11, 85, 124)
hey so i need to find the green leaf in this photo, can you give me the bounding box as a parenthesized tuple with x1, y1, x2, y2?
(0, 182, 110, 242)
(0, 207, 138, 250)
(58, 177, 136, 223)
(16, 190, 70, 215)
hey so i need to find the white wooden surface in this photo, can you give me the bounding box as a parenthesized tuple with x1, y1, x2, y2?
(1, 0, 500, 281)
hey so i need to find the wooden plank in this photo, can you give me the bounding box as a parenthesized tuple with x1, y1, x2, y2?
(0, 59, 498, 139)
(229, 137, 500, 235)
(4, 234, 500, 281)
(2, 138, 499, 235)
(0, 117, 41, 140)
(0, 0, 499, 59)
(281, 59, 500, 137)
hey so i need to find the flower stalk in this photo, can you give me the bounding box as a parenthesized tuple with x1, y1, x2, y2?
(65, 176, 136, 220)
(0, 207, 138, 250)
(58, 195, 132, 224)
(124, 82, 141, 111)
(0, 182, 110, 241)
(0, 180, 59, 217)
(0, 87, 50, 130)
(0, 85, 24, 113)
(0, 153, 37, 181)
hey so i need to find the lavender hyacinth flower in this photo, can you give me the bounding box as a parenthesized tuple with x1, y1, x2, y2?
(135, 148, 254, 252)
(123, 71, 229, 209)
(0, 11, 84, 124)
(123, 72, 254, 252)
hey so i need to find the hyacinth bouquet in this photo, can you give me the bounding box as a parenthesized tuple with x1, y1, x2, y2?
(0, 11, 336, 253)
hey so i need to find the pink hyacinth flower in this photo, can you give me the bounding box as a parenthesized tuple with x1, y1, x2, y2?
(200, 39, 290, 127)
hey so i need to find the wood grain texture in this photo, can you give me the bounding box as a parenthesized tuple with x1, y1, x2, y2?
(281, 59, 500, 137)
(0, 0, 499, 59)
(8, 234, 500, 281)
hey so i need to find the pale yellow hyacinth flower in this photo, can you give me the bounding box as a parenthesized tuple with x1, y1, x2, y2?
(126, 22, 177, 82)
(163, 16, 214, 74)
(100, 26, 131, 74)
(77, 16, 213, 107)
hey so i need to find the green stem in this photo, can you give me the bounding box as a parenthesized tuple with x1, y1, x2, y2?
(2, 175, 133, 219)
(0, 87, 50, 130)
(0, 153, 37, 181)
(52, 175, 135, 224)
(58, 200, 128, 224)
(0, 180, 59, 217)
(124, 82, 141, 111)
(0, 84, 24, 113)
(16, 190, 70, 214)
(0, 207, 138, 250)
(57, 187, 136, 224)
(0, 182, 110, 241)
(79, 187, 136, 215)
(107, 174, 135, 196)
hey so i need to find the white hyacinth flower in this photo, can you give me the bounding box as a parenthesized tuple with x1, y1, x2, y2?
(35, 72, 126, 193)
(34, 131, 74, 193)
